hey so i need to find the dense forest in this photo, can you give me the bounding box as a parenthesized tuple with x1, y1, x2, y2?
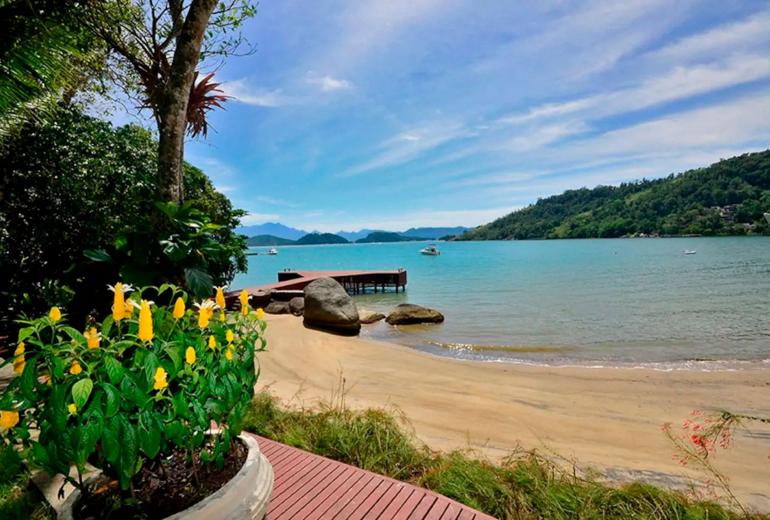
(355, 231, 427, 243)
(460, 150, 770, 240)
(295, 232, 349, 245)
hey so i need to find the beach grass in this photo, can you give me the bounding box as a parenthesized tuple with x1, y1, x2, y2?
(0, 445, 53, 520)
(243, 392, 762, 520)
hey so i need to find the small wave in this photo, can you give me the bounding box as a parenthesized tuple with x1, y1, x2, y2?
(425, 339, 572, 354)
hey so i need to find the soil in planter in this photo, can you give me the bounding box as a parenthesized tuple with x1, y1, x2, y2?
(75, 440, 247, 519)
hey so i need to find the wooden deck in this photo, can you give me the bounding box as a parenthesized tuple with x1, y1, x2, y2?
(239, 269, 407, 295)
(252, 434, 495, 520)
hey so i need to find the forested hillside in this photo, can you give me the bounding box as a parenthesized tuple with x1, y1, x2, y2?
(461, 150, 770, 240)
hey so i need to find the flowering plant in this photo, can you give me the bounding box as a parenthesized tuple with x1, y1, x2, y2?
(0, 283, 265, 496)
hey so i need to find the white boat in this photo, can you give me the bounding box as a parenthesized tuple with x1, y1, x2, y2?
(267, 248, 278, 255)
(420, 244, 440, 256)
(683, 250, 696, 255)
(764, 212, 770, 226)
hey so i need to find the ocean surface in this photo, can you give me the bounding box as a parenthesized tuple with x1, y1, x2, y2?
(233, 237, 770, 369)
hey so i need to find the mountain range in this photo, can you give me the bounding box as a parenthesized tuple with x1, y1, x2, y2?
(237, 223, 468, 241)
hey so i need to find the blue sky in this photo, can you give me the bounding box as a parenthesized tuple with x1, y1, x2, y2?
(179, 0, 770, 232)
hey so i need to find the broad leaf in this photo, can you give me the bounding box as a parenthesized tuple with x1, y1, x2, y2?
(71, 378, 93, 409)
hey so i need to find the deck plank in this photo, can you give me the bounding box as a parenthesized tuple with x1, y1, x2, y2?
(250, 434, 495, 520)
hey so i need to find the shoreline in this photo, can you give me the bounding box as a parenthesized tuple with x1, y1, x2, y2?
(257, 314, 770, 511)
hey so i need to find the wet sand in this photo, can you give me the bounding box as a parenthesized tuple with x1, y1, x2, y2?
(257, 315, 770, 510)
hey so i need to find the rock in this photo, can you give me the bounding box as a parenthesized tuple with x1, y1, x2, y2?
(385, 304, 444, 325)
(303, 278, 360, 335)
(288, 297, 305, 316)
(359, 311, 386, 324)
(250, 289, 272, 307)
(265, 301, 290, 314)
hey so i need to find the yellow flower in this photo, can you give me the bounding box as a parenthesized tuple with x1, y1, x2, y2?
(110, 282, 126, 321)
(185, 346, 196, 365)
(215, 286, 226, 310)
(195, 300, 216, 329)
(208, 335, 216, 349)
(84, 327, 100, 349)
(69, 361, 82, 375)
(173, 297, 185, 320)
(68, 404, 77, 415)
(256, 307, 264, 320)
(13, 342, 25, 375)
(138, 300, 153, 342)
(49, 306, 62, 322)
(225, 347, 233, 361)
(153, 367, 168, 390)
(225, 329, 234, 343)
(239, 290, 250, 316)
(219, 311, 226, 323)
(124, 300, 134, 318)
(0, 410, 19, 430)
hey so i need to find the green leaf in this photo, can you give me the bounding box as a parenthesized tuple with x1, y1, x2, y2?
(101, 315, 113, 337)
(104, 357, 123, 385)
(184, 267, 213, 297)
(164, 345, 182, 372)
(83, 248, 113, 262)
(102, 420, 120, 465)
(61, 326, 85, 343)
(102, 383, 120, 417)
(17, 327, 35, 343)
(139, 414, 161, 459)
(20, 360, 37, 401)
(71, 378, 93, 409)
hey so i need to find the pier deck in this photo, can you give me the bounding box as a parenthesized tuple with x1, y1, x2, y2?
(238, 269, 407, 295)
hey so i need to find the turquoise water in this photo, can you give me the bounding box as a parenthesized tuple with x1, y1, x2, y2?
(233, 238, 770, 368)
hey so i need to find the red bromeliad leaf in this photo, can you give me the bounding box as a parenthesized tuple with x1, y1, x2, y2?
(186, 72, 231, 138)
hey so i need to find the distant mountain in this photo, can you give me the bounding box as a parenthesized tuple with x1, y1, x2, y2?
(246, 234, 296, 246)
(295, 232, 349, 245)
(336, 229, 385, 241)
(460, 150, 770, 240)
(355, 231, 428, 243)
(235, 222, 307, 240)
(401, 227, 469, 239)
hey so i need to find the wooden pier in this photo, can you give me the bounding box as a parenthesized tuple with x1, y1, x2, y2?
(240, 269, 407, 295)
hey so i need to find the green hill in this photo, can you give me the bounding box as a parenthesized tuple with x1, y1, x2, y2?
(295, 232, 349, 245)
(460, 150, 770, 240)
(355, 231, 428, 243)
(246, 234, 296, 246)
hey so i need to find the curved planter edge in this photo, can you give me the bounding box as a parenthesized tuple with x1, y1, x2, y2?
(59, 434, 274, 520)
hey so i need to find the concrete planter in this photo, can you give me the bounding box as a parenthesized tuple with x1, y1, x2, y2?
(59, 434, 273, 520)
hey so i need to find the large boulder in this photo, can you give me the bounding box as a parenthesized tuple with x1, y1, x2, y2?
(288, 297, 305, 316)
(359, 310, 386, 324)
(303, 278, 360, 335)
(265, 301, 290, 315)
(385, 304, 444, 325)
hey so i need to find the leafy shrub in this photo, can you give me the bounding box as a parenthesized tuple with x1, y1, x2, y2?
(0, 283, 265, 500)
(0, 107, 247, 339)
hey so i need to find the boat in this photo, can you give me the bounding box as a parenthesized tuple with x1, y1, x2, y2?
(764, 212, 770, 226)
(266, 248, 278, 255)
(420, 244, 440, 256)
(683, 250, 696, 255)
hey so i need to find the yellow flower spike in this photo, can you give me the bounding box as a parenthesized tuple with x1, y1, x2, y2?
(185, 346, 196, 365)
(215, 286, 226, 310)
(68, 404, 77, 415)
(239, 290, 250, 316)
(208, 335, 217, 349)
(111, 282, 126, 321)
(84, 327, 100, 349)
(219, 311, 226, 323)
(226, 329, 234, 343)
(173, 297, 185, 320)
(225, 347, 233, 361)
(153, 367, 168, 390)
(49, 306, 62, 322)
(124, 300, 134, 319)
(14, 342, 24, 356)
(13, 342, 25, 374)
(256, 308, 264, 321)
(195, 300, 215, 329)
(0, 410, 20, 430)
(138, 300, 153, 342)
(69, 361, 82, 375)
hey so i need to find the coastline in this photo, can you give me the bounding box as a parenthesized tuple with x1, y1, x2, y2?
(258, 314, 770, 510)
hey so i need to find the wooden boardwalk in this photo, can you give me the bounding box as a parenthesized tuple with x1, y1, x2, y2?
(252, 434, 496, 520)
(237, 269, 407, 295)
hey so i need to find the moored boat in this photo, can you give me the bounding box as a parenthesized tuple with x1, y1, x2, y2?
(420, 244, 440, 256)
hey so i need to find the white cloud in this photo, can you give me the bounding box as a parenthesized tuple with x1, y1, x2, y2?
(307, 74, 352, 92)
(221, 79, 293, 107)
(239, 212, 282, 225)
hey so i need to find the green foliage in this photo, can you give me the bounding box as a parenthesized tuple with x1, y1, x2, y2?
(295, 233, 349, 245)
(246, 235, 297, 246)
(244, 393, 759, 520)
(0, 284, 265, 502)
(461, 150, 770, 240)
(0, 443, 54, 519)
(0, 107, 247, 334)
(355, 231, 428, 243)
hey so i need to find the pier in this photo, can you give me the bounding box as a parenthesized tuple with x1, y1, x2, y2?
(233, 269, 407, 299)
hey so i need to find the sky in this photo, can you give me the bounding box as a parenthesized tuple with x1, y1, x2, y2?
(174, 0, 770, 232)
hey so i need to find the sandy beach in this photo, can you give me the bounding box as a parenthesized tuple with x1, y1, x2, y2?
(257, 314, 770, 510)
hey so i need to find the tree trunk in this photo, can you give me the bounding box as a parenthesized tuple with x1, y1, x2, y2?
(157, 0, 219, 202)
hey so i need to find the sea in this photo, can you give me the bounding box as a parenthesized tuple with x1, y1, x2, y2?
(232, 237, 770, 370)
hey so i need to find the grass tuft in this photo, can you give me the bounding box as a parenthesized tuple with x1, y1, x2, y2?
(244, 392, 764, 520)
(0, 444, 53, 520)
